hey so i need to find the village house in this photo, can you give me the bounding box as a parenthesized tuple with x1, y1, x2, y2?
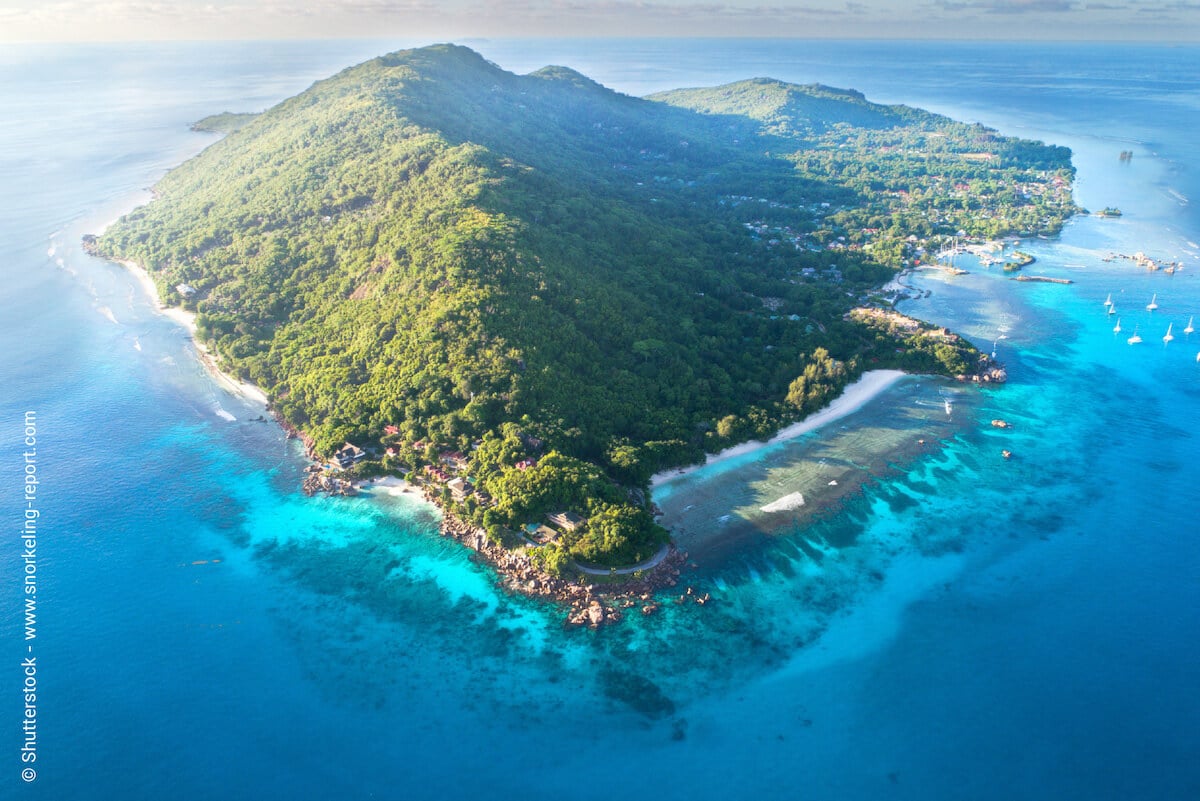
(447, 477, 472, 503)
(332, 442, 366, 469)
(546, 510, 585, 532)
(530, 524, 559, 545)
(440, 451, 469, 472)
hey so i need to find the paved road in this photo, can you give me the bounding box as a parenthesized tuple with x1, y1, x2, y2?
(572, 543, 671, 575)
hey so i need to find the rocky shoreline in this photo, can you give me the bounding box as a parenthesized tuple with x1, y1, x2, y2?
(434, 497, 698, 628)
(263, 375, 698, 625)
(299, 465, 701, 627)
(301, 464, 357, 496)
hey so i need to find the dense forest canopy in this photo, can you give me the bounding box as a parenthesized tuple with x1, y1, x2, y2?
(94, 44, 1075, 565)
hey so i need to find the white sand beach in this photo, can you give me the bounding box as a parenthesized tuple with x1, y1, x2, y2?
(121, 258, 270, 406)
(361, 475, 422, 497)
(651, 369, 907, 489)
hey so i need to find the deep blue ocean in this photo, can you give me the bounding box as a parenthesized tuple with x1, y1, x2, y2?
(2, 39, 1198, 800)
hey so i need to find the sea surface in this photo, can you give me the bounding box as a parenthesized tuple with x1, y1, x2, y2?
(2, 39, 1198, 800)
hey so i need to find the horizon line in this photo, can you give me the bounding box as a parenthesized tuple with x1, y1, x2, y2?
(4, 34, 1199, 45)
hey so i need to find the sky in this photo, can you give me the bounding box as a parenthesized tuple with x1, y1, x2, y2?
(0, 0, 1197, 42)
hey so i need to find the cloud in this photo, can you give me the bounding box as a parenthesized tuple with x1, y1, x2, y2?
(928, 0, 1078, 12)
(1131, 0, 1200, 11)
(257, 0, 442, 17)
(1, 0, 1194, 40)
(495, 1, 859, 20)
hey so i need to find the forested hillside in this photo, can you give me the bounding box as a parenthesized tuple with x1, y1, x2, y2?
(94, 44, 1075, 565)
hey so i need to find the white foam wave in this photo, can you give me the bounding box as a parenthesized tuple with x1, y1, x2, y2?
(214, 407, 236, 422)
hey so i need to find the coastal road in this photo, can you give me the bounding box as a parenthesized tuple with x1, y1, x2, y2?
(572, 543, 672, 575)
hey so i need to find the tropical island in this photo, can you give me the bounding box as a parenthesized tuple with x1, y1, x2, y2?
(88, 44, 1077, 620)
(190, 111, 259, 134)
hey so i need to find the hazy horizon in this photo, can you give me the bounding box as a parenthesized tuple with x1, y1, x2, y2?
(1, 1, 1196, 44)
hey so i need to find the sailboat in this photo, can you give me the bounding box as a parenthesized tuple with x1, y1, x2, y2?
(1108, 303, 1116, 316)
(1147, 293, 1159, 311)
(1163, 323, 1174, 343)
(1185, 316, 1195, 336)
(1113, 317, 1122, 333)
(1127, 325, 1142, 345)
(1103, 292, 1113, 307)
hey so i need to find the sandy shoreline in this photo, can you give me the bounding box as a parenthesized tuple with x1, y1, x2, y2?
(119, 258, 270, 406)
(359, 475, 429, 499)
(650, 369, 907, 489)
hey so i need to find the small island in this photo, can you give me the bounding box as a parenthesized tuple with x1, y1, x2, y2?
(1001, 250, 1037, 272)
(88, 45, 1076, 624)
(190, 111, 259, 134)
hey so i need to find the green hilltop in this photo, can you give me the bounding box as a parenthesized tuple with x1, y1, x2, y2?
(93, 44, 1076, 567)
